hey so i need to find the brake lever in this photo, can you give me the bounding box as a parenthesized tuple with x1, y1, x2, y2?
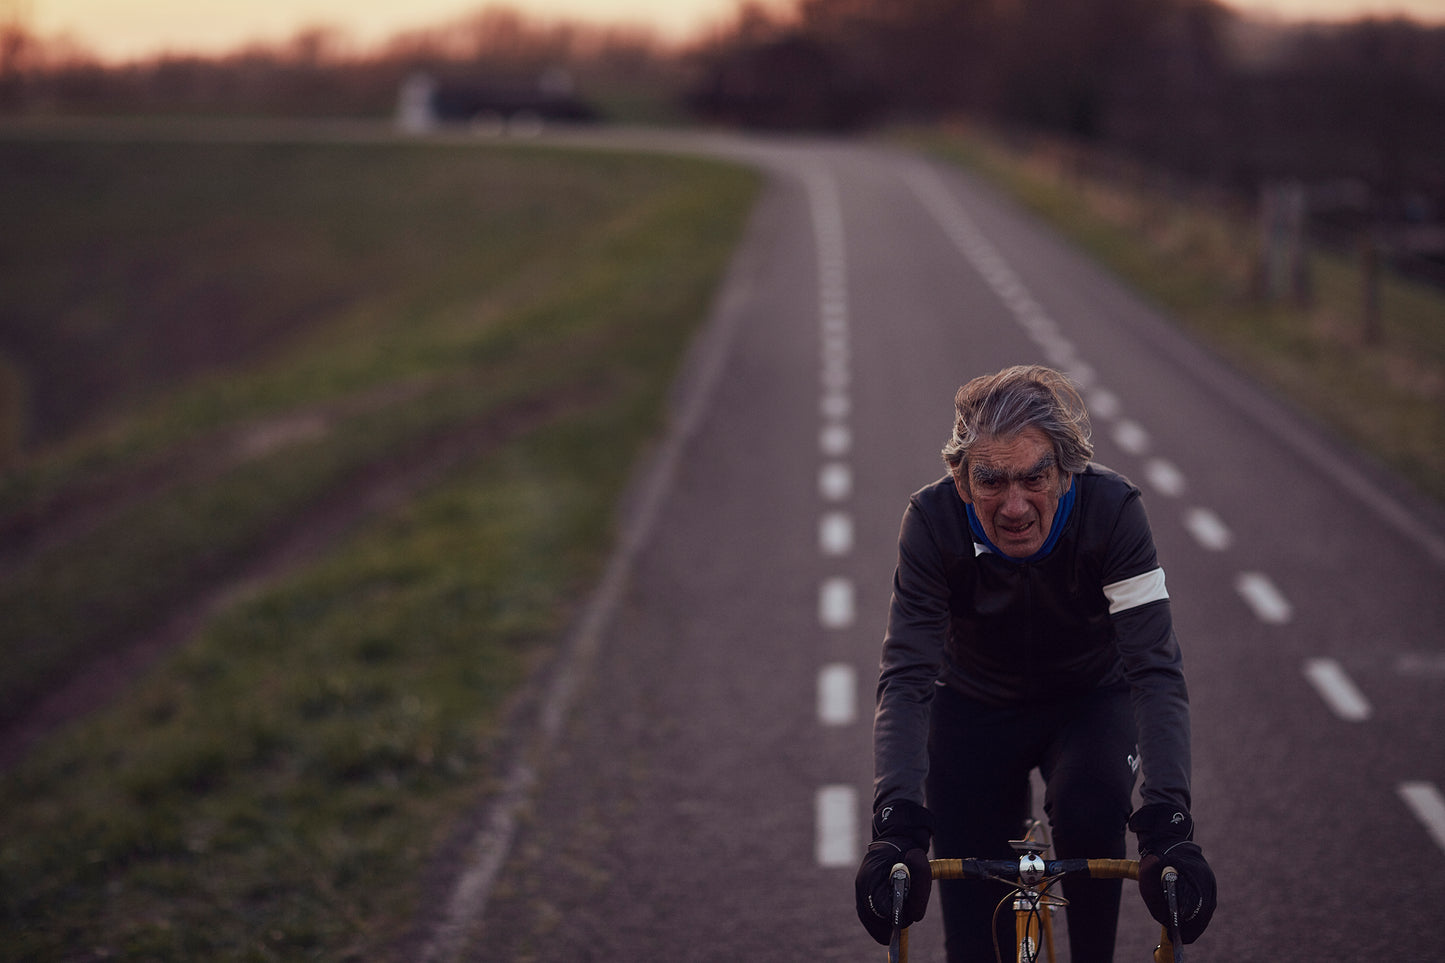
(888, 863, 910, 963)
(1162, 866, 1185, 963)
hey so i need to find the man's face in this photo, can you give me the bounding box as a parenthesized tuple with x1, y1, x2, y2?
(954, 427, 1071, 560)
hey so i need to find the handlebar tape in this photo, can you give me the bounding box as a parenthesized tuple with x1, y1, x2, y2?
(929, 858, 1141, 881)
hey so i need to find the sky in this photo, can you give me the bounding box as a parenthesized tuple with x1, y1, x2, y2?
(18, 0, 1445, 63)
(20, 0, 759, 61)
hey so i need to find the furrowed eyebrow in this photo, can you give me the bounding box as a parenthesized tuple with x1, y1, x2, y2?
(969, 463, 1003, 485)
(1023, 454, 1057, 477)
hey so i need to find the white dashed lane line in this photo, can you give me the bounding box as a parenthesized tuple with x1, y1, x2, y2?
(1144, 458, 1186, 499)
(1302, 658, 1373, 721)
(1111, 419, 1150, 456)
(1088, 388, 1122, 420)
(819, 463, 852, 502)
(816, 785, 859, 867)
(820, 423, 851, 457)
(818, 663, 858, 727)
(819, 512, 854, 556)
(807, 166, 864, 870)
(1235, 572, 1294, 625)
(903, 157, 1445, 863)
(819, 577, 855, 630)
(1399, 783, 1445, 856)
(820, 392, 850, 420)
(1183, 507, 1233, 551)
(906, 161, 1302, 629)
(1302, 658, 1445, 855)
(1067, 361, 1097, 389)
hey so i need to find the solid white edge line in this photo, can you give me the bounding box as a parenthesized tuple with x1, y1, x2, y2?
(1399, 783, 1445, 856)
(1302, 658, 1372, 721)
(417, 147, 765, 963)
(818, 663, 857, 726)
(816, 785, 860, 867)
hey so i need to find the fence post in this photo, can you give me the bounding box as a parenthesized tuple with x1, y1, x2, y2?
(1286, 184, 1312, 307)
(1361, 227, 1383, 345)
(1257, 181, 1311, 306)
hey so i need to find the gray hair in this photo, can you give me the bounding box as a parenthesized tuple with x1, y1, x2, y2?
(941, 365, 1093, 481)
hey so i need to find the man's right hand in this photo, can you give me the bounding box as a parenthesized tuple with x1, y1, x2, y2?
(854, 800, 934, 945)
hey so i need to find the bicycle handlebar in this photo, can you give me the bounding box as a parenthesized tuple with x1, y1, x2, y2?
(901, 856, 1184, 960)
(929, 857, 1140, 881)
(918, 857, 1180, 963)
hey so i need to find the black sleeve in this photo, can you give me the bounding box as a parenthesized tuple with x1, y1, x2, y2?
(1104, 490, 1192, 812)
(872, 497, 949, 811)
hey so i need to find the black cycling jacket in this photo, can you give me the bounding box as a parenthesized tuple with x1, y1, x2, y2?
(873, 464, 1191, 815)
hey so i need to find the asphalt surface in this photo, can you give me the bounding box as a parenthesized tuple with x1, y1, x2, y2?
(450, 133, 1445, 962)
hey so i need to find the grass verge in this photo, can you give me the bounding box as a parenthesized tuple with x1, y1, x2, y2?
(0, 131, 759, 960)
(907, 123, 1445, 507)
(0, 135, 755, 723)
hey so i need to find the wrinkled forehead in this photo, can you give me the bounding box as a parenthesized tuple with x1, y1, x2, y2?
(966, 427, 1056, 475)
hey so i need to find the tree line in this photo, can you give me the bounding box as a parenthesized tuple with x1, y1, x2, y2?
(690, 1, 1443, 222)
(3, 1, 1443, 267)
(0, 7, 680, 121)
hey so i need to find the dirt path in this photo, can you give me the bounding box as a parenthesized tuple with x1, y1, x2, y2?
(0, 392, 575, 770)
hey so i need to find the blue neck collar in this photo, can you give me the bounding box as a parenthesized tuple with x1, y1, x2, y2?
(966, 480, 1076, 564)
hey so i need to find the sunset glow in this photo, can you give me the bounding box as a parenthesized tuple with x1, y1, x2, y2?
(24, 0, 767, 62)
(20, 0, 1445, 63)
(1231, 0, 1445, 20)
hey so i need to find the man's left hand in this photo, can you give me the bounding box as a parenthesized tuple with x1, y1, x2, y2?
(1130, 804, 1217, 943)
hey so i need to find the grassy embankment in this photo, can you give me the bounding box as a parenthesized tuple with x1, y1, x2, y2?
(914, 125, 1445, 508)
(0, 133, 758, 960)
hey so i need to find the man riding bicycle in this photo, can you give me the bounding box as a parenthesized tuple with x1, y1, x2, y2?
(855, 365, 1216, 961)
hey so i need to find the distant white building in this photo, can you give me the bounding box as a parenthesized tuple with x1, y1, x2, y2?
(396, 73, 439, 133)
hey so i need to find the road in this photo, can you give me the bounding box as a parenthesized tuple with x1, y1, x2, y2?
(427, 133, 1445, 961)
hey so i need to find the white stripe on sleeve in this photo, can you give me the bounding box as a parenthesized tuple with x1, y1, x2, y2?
(1103, 567, 1169, 614)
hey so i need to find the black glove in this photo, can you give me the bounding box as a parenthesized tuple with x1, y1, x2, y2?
(1130, 804, 1217, 944)
(854, 800, 933, 945)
